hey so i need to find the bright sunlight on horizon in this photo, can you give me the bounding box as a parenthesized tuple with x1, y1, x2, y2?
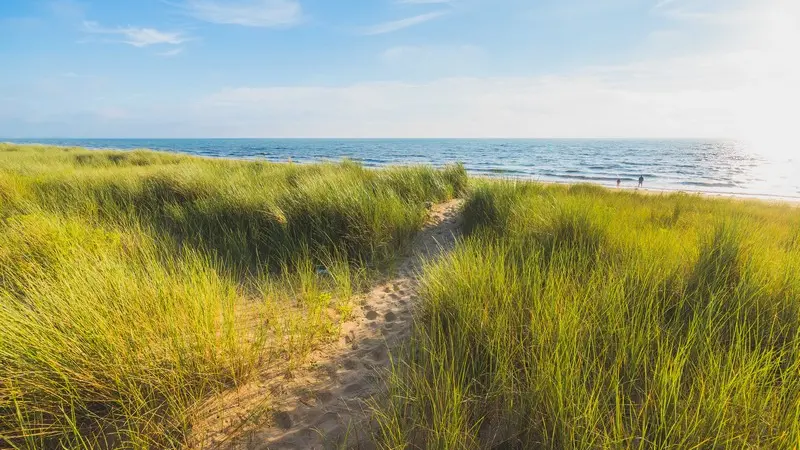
(732, 0, 799, 158)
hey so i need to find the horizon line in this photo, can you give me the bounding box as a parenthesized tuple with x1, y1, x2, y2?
(3, 136, 737, 141)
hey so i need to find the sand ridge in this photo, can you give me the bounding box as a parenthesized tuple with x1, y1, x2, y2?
(192, 200, 462, 450)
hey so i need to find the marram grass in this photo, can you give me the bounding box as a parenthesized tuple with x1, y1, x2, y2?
(0, 143, 466, 449)
(5, 143, 800, 449)
(375, 180, 800, 449)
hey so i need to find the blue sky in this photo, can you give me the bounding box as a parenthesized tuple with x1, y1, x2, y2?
(0, 0, 797, 139)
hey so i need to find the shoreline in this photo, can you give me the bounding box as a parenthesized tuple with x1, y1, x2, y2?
(483, 175, 800, 204)
(4, 141, 799, 204)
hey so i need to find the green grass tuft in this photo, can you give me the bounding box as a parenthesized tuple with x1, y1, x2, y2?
(0, 143, 466, 448)
(376, 181, 800, 449)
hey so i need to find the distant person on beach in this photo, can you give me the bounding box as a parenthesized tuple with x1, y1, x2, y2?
(616, 178, 621, 188)
(638, 175, 644, 188)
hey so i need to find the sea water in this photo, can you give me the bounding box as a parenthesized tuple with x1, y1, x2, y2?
(6, 138, 799, 199)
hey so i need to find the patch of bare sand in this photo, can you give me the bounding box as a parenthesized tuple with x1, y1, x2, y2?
(190, 200, 462, 450)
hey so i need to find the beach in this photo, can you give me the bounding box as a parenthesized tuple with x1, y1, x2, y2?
(2, 143, 799, 449)
(6, 138, 799, 201)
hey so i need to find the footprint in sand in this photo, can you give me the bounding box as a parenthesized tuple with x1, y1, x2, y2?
(364, 373, 380, 385)
(273, 411, 293, 430)
(342, 358, 359, 370)
(280, 428, 316, 448)
(315, 390, 334, 404)
(314, 411, 339, 429)
(371, 351, 386, 363)
(322, 426, 347, 448)
(311, 413, 347, 443)
(384, 311, 397, 322)
(344, 381, 365, 394)
(365, 310, 378, 320)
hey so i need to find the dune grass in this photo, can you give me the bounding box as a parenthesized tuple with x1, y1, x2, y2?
(0, 143, 466, 449)
(375, 181, 800, 449)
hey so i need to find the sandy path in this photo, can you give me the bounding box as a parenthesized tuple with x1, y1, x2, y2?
(194, 200, 462, 450)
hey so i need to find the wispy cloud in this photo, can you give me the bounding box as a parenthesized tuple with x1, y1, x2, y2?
(48, 0, 86, 21)
(395, 0, 453, 4)
(195, 62, 744, 138)
(380, 45, 484, 77)
(381, 44, 482, 64)
(653, 0, 679, 9)
(651, 0, 779, 27)
(360, 11, 449, 35)
(83, 21, 189, 47)
(181, 0, 303, 27)
(5, 44, 793, 139)
(158, 47, 185, 57)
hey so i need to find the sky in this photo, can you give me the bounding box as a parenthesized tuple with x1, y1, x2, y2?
(0, 0, 798, 140)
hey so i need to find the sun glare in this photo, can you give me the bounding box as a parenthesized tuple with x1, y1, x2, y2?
(735, 0, 800, 159)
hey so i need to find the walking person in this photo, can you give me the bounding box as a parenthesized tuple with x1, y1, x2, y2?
(638, 175, 644, 188)
(616, 178, 621, 188)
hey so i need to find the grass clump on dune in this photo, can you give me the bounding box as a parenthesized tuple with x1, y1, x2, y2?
(0, 143, 466, 449)
(375, 180, 800, 449)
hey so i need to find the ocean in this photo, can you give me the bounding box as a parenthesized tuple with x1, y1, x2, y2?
(5, 138, 799, 199)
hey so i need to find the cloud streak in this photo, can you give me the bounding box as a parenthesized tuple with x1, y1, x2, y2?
(182, 0, 303, 27)
(360, 11, 449, 35)
(7, 46, 786, 139)
(83, 21, 188, 47)
(395, 0, 453, 4)
(188, 49, 779, 139)
(158, 47, 185, 57)
(653, 0, 679, 9)
(380, 44, 484, 76)
(2, 47, 793, 140)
